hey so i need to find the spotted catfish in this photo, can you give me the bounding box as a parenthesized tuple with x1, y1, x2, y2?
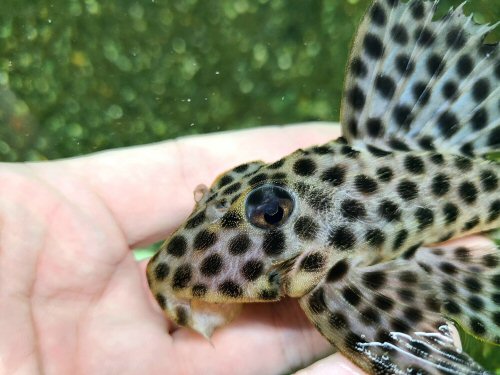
(147, 0, 500, 373)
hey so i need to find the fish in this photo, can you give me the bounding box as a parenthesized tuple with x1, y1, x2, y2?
(146, 0, 500, 373)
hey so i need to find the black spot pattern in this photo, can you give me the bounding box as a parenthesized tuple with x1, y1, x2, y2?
(233, 163, 249, 173)
(374, 295, 394, 311)
(354, 174, 378, 194)
(481, 170, 498, 192)
(443, 202, 459, 224)
(263, 229, 286, 256)
(429, 153, 444, 165)
(348, 85, 366, 110)
(404, 155, 425, 174)
(410, 0, 425, 19)
(399, 271, 418, 284)
(447, 27, 467, 49)
(489, 200, 500, 222)
(440, 262, 457, 275)
(367, 145, 391, 157)
(361, 307, 380, 325)
(444, 300, 461, 314)
(268, 159, 284, 169)
(329, 226, 356, 250)
(416, 26, 435, 46)
(370, 3, 386, 26)
(470, 317, 486, 335)
(396, 54, 415, 75)
(351, 58, 368, 78)
(397, 180, 418, 200)
(391, 24, 409, 45)
(376, 167, 393, 182)
(472, 78, 490, 102)
(154, 262, 170, 281)
(458, 181, 478, 204)
(241, 259, 264, 281)
(192, 284, 207, 297)
(248, 173, 268, 186)
(228, 233, 251, 255)
(327, 259, 349, 282)
(462, 216, 480, 231)
(193, 230, 217, 251)
(393, 105, 413, 128)
(308, 288, 326, 314)
(167, 235, 187, 257)
(321, 165, 346, 186)
(155, 293, 166, 309)
(375, 75, 396, 99)
(437, 111, 459, 138)
(294, 216, 319, 241)
(464, 277, 482, 293)
(185, 212, 206, 229)
(341, 199, 367, 221)
(471, 108, 488, 130)
(218, 280, 243, 298)
(364, 33, 384, 59)
(393, 229, 408, 251)
(378, 200, 400, 222)
(200, 253, 223, 277)
(362, 271, 386, 289)
(427, 53, 444, 76)
(367, 118, 384, 138)
(218, 175, 233, 188)
(442, 80, 458, 99)
(415, 207, 434, 230)
(454, 156, 472, 172)
(365, 229, 386, 247)
(403, 307, 423, 323)
(331, 312, 350, 330)
(468, 296, 484, 311)
(431, 174, 450, 196)
(457, 54, 473, 77)
(341, 145, 360, 158)
(300, 252, 326, 272)
(342, 286, 361, 306)
(222, 182, 242, 196)
(293, 158, 317, 176)
(172, 264, 192, 290)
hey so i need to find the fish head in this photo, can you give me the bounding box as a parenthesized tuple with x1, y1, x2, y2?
(146, 151, 333, 335)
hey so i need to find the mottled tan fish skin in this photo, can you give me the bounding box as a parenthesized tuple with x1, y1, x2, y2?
(147, 0, 500, 374)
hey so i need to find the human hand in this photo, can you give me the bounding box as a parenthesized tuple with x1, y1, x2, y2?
(1, 122, 474, 375)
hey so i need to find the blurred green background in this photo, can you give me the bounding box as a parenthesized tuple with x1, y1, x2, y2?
(1, 0, 500, 371)
(0, 0, 499, 162)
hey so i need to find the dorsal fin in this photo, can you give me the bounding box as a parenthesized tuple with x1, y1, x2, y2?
(341, 0, 500, 157)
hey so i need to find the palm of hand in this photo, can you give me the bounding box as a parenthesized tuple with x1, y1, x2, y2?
(1, 125, 349, 375)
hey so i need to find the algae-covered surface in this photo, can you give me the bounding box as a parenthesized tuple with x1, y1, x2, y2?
(1, 0, 499, 372)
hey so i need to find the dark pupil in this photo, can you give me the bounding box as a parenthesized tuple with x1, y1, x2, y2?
(245, 184, 293, 229)
(264, 205, 284, 224)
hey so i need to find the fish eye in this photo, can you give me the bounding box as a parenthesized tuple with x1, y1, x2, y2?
(245, 184, 294, 229)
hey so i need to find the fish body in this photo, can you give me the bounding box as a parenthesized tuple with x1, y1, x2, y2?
(147, 0, 500, 373)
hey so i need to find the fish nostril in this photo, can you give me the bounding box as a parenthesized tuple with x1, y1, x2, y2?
(268, 271, 280, 287)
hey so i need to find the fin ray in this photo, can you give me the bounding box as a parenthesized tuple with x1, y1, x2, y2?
(341, 0, 500, 157)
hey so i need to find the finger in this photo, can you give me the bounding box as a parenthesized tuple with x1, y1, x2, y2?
(37, 123, 340, 247)
(294, 353, 367, 375)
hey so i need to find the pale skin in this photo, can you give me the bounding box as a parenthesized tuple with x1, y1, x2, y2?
(0, 123, 472, 375)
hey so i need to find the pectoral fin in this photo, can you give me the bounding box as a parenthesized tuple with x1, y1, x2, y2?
(299, 251, 491, 374)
